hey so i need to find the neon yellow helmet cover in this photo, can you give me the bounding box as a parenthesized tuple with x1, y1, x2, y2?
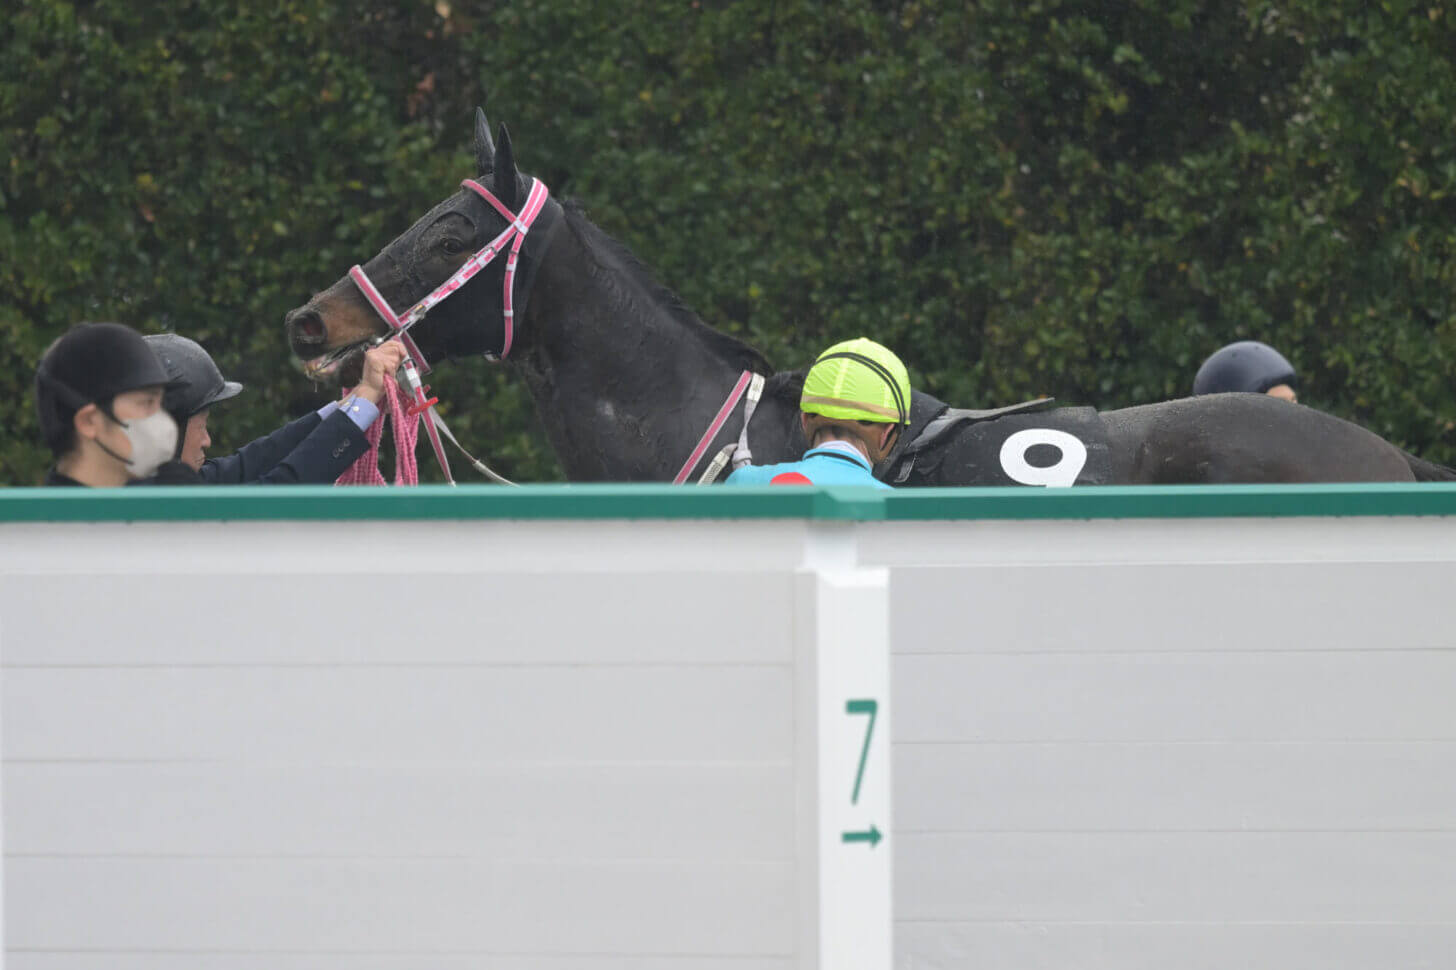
(800, 337, 912, 425)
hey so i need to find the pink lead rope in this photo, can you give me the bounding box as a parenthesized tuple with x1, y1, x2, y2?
(335, 376, 421, 486)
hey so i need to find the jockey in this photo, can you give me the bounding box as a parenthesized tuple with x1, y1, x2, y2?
(34, 322, 181, 487)
(727, 337, 911, 489)
(1193, 340, 1298, 402)
(143, 333, 404, 484)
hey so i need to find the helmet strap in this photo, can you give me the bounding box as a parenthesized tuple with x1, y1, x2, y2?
(64, 404, 130, 473)
(92, 435, 130, 468)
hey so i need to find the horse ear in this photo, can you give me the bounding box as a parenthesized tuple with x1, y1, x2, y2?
(474, 107, 495, 174)
(492, 123, 518, 208)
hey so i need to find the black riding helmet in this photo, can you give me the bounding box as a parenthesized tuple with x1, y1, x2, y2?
(1192, 340, 1297, 396)
(144, 333, 243, 424)
(35, 322, 178, 455)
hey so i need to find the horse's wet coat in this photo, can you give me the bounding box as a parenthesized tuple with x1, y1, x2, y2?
(286, 109, 1432, 485)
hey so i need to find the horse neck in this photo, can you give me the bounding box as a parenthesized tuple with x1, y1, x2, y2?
(510, 213, 798, 481)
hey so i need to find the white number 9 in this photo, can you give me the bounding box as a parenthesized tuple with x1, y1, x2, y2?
(998, 429, 1087, 488)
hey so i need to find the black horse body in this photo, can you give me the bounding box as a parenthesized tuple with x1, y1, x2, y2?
(286, 110, 1432, 486)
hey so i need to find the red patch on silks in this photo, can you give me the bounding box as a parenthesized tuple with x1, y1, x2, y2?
(770, 472, 814, 486)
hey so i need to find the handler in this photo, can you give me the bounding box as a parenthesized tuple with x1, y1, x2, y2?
(726, 337, 911, 489)
(34, 322, 183, 487)
(144, 334, 406, 484)
(1192, 340, 1298, 402)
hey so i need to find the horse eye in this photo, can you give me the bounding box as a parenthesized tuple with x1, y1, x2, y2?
(440, 238, 465, 256)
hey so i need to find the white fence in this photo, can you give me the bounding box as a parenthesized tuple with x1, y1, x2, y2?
(2, 483, 1454, 969)
(863, 509, 1456, 969)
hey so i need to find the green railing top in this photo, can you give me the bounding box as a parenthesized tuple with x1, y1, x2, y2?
(3, 482, 1456, 523)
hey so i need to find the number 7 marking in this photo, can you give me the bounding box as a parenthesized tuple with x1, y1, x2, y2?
(846, 699, 878, 805)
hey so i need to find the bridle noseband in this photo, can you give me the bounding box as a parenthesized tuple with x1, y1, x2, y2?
(345, 176, 551, 482)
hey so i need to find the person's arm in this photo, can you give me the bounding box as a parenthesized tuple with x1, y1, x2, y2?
(198, 409, 326, 484)
(202, 341, 406, 485)
(246, 405, 377, 484)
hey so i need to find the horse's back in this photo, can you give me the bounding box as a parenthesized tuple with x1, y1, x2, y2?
(1100, 394, 1415, 483)
(1402, 449, 1456, 482)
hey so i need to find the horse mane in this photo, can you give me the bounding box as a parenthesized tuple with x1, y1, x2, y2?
(562, 202, 772, 375)
(763, 369, 805, 406)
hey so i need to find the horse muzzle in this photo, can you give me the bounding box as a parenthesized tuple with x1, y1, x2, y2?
(284, 306, 367, 385)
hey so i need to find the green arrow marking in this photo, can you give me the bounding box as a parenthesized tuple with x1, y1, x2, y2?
(841, 825, 882, 848)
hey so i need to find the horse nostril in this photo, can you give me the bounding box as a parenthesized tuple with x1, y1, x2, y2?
(290, 310, 326, 344)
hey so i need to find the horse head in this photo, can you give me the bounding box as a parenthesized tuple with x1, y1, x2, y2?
(286, 108, 561, 386)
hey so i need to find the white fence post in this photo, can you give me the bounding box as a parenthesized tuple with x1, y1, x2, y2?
(796, 525, 893, 970)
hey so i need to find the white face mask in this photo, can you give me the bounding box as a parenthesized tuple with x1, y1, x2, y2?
(106, 410, 179, 479)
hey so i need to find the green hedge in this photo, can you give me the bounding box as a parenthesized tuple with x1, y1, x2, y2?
(4, 0, 1454, 485)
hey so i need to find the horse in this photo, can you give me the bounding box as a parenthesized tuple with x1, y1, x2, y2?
(285, 109, 1443, 486)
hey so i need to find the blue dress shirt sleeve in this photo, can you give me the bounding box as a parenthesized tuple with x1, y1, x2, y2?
(318, 397, 380, 431)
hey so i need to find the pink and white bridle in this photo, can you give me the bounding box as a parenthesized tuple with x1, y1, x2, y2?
(346, 176, 551, 482)
(349, 176, 552, 370)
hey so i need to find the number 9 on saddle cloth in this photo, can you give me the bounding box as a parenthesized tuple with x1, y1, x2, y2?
(878, 397, 1112, 488)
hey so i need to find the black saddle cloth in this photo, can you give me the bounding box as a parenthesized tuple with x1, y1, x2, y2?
(879, 393, 1112, 487)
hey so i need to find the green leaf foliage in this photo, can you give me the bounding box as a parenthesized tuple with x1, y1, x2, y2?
(4, 0, 1455, 485)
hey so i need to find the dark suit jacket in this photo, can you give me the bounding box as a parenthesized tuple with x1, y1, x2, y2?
(200, 410, 370, 485)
